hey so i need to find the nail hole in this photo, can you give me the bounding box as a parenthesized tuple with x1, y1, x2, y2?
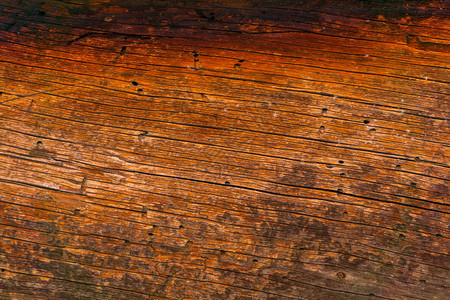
(137, 88, 143, 92)
(1, 269, 4, 272)
(238, 59, 245, 63)
(419, 279, 426, 283)
(338, 160, 344, 164)
(369, 128, 376, 131)
(414, 157, 420, 161)
(399, 233, 405, 239)
(0, 91, 3, 95)
(369, 293, 375, 297)
(148, 232, 154, 236)
(340, 173, 346, 177)
(395, 165, 401, 169)
(131, 81, 139, 86)
(153, 225, 158, 228)
(337, 188, 343, 193)
(343, 211, 348, 216)
(336, 272, 346, 279)
(319, 125, 325, 133)
(252, 259, 258, 262)
(321, 108, 328, 113)
(142, 206, 148, 213)
(225, 181, 230, 185)
(179, 225, 184, 229)
(36, 141, 43, 146)
(73, 209, 80, 215)
(326, 164, 333, 168)
(410, 182, 417, 187)
(435, 233, 443, 237)
(124, 239, 130, 244)
(363, 120, 370, 124)
(192, 51, 199, 57)
(38, 11, 46, 16)
(220, 250, 226, 255)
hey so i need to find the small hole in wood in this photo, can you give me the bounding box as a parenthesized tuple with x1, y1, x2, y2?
(252, 259, 258, 262)
(395, 165, 401, 169)
(137, 88, 143, 92)
(399, 233, 405, 239)
(39, 11, 46, 16)
(124, 239, 130, 244)
(340, 173, 346, 177)
(1, 269, 4, 272)
(238, 59, 245, 63)
(36, 141, 43, 146)
(131, 81, 139, 86)
(337, 188, 343, 193)
(410, 182, 417, 187)
(321, 108, 328, 113)
(363, 120, 370, 124)
(338, 160, 344, 164)
(73, 209, 80, 215)
(369, 128, 376, 131)
(220, 250, 226, 255)
(435, 233, 443, 237)
(138, 131, 148, 137)
(336, 272, 346, 279)
(414, 157, 420, 162)
(225, 181, 230, 185)
(179, 225, 184, 229)
(326, 164, 333, 168)
(148, 232, 154, 236)
(369, 293, 376, 297)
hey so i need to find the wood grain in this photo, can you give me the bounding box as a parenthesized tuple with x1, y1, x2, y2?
(0, 0, 449, 299)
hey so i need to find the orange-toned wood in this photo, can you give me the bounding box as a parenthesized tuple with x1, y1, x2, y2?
(0, 1, 448, 299)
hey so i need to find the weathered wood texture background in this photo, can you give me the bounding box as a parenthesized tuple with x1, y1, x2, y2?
(0, 0, 449, 299)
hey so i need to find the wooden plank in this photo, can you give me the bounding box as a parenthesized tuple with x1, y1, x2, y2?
(0, 0, 448, 299)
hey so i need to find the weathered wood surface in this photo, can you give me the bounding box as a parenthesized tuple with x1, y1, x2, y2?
(0, 0, 449, 299)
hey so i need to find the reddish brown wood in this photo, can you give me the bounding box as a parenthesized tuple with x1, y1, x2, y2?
(0, 0, 449, 299)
